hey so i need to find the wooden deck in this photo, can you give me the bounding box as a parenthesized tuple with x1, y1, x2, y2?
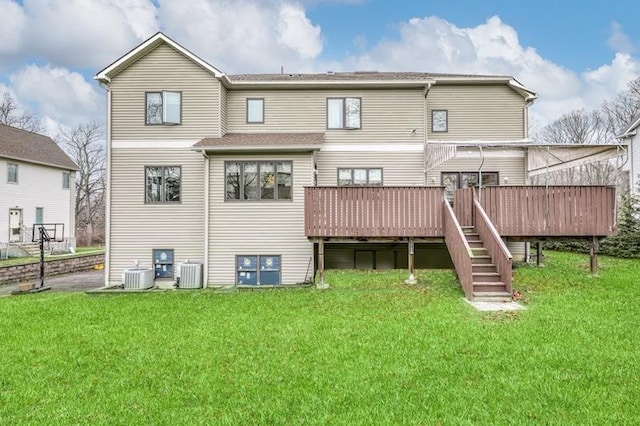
(305, 185, 617, 239)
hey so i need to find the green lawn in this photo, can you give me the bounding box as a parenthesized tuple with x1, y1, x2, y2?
(0, 251, 638, 424)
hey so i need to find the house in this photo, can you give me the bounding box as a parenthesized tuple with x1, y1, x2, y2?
(0, 124, 77, 252)
(617, 114, 640, 193)
(95, 33, 617, 300)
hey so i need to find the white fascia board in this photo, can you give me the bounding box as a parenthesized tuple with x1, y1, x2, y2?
(95, 32, 226, 83)
(112, 139, 201, 149)
(227, 79, 436, 89)
(321, 143, 423, 152)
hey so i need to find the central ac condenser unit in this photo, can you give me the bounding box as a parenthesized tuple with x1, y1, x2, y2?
(122, 269, 154, 289)
(177, 262, 203, 288)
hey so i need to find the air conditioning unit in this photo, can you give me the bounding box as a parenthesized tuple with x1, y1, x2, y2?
(177, 262, 203, 289)
(122, 269, 154, 289)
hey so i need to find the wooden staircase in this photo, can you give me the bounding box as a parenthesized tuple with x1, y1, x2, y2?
(461, 226, 512, 302)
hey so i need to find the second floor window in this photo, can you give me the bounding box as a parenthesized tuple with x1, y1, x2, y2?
(146, 166, 181, 203)
(327, 97, 361, 129)
(338, 168, 382, 186)
(62, 171, 70, 189)
(247, 98, 264, 123)
(7, 163, 18, 183)
(146, 91, 181, 125)
(226, 161, 292, 201)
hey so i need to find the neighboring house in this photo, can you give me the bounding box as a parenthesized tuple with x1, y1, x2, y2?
(0, 124, 77, 250)
(617, 114, 640, 194)
(95, 33, 617, 300)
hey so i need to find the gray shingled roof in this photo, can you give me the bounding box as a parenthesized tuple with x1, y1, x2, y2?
(229, 71, 508, 82)
(193, 133, 324, 151)
(0, 124, 78, 170)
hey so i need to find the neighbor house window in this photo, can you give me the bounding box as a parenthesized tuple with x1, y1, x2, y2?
(327, 97, 361, 129)
(432, 110, 448, 132)
(247, 98, 264, 123)
(62, 171, 70, 189)
(7, 163, 18, 183)
(225, 161, 292, 201)
(145, 166, 181, 203)
(236, 255, 281, 285)
(153, 249, 174, 279)
(35, 207, 43, 224)
(338, 168, 383, 186)
(146, 91, 181, 125)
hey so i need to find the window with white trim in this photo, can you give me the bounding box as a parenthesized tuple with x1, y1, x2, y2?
(432, 110, 448, 132)
(338, 168, 382, 186)
(236, 255, 281, 285)
(247, 98, 264, 123)
(327, 97, 361, 129)
(146, 91, 181, 125)
(7, 163, 18, 183)
(62, 172, 70, 189)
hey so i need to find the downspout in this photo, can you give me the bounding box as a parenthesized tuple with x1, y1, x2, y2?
(423, 82, 433, 186)
(203, 150, 210, 288)
(478, 145, 485, 203)
(99, 81, 112, 286)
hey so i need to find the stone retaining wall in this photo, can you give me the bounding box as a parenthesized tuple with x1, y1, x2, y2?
(0, 254, 105, 285)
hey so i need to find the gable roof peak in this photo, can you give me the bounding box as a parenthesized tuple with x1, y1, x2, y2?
(95, 32, 226, 83)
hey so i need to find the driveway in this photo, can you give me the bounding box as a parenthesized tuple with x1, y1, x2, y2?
(0, 269, 104, 296)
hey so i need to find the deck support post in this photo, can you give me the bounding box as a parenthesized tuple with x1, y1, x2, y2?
(590, 236, 599, 274)
(405, 238, 417, 285)
(316, 239, 329, 289)
(536, 242, 542, 267)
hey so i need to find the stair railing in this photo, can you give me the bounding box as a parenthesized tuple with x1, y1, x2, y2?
(443, 191, 474, 299)
(472, 188, 512, 293)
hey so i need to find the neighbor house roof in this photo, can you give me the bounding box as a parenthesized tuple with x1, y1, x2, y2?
(0, 123, 78, 170)
(618, 113, 640, 138)
(193, 133, 324, 152)
(94, 32, 536, 101)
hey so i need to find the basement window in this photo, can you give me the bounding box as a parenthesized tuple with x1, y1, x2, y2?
(236, 255, 281, 285)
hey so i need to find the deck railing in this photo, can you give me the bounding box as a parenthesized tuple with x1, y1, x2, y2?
(477, 186, 617, 237)
(472, 191, 512, 293)
(304, 186, 444, 238)
(443, 195, 474, 299)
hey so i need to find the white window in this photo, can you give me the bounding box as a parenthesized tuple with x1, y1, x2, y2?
(62, 172, 70, 189)
(338, 168, 383, 186)
(146, 91, 181, 125)
(327, 97, 361, 129)
(247, 98, 264, 123)
(7, 163, 18, 183)
(432, 110, 448, 132)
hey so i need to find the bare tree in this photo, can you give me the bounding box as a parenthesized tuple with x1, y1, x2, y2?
(0, 91, 43, 132)
(601, 76, 640, 135)
(57, 122, 106, 246)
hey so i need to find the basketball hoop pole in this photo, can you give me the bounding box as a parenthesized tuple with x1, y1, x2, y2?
(39, 226, 45, 289)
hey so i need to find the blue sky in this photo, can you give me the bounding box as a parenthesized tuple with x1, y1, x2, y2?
(0, 0, 639, 136)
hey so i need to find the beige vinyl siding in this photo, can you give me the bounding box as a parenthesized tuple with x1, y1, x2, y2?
(110, 43, 221, 139)
(316, 151, 424, 186)
(426, 148, 526, 185)
(208, 153, 313, 285)
(108, 148, 204, 283)
(427, 85, 525, 140)
(220, 84, 228, 135)
(226, 89, 425, 144)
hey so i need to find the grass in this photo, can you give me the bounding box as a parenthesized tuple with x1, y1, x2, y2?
(0, 246, 105, 267)
(0, 251, 639, 424)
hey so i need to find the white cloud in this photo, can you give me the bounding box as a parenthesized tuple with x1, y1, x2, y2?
(9, 64, 103, 128)
(0, 0, 26, 56)
(607, 21, 634, 54)
(0, 0, 159, 69)
(158, 0, 324, 73)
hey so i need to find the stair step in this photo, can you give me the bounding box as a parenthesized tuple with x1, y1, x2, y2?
(473, 281, 507, 292)
(472, 291, 512, 302)
(464, 233, 480, 239)
(472, 263, 497, 273)
(467, 241, 484, 248)
(472, 272, 502, 282)
(471, 255, 492, 265)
